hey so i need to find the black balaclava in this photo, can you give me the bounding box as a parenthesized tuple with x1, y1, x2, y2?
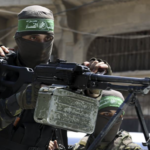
(15, 5, 54, 69)
(93, 90, 124, 142)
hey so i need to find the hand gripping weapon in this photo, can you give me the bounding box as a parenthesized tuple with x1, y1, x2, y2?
(0, 59, 150, 150)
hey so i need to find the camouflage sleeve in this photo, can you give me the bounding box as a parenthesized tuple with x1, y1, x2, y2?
(0, 94, 22, 131)
(0, 81, 41, 130)
(0, 83, 29, 131)
(73, 136, 88, 150)
(110, 130, 142, 150)
(73, 135, 109, 150)
(73, 131, 142, 150)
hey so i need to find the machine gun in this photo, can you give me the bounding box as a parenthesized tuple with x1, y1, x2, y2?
(0, 59, 150, 150)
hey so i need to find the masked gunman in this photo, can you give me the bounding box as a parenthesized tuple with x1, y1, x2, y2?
(0, 5, 141, 150)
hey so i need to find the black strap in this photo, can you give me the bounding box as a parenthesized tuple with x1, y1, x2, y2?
(0, 136, 47, 150)
(55, 128, 64, 146)
(61, 130, 68, 150)
(85, 134, 95, 149)
(55, 128, 66, 150)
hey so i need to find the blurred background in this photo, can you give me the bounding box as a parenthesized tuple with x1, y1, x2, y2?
(0, 0, 150, 133)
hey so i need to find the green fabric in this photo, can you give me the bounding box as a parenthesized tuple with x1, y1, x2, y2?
(99, 96, 123, 110)
(17, 18, 54, 32)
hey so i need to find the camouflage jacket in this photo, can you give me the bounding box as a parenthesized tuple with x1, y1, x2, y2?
(0, 51, 69, 150)
(0, 51, 22, 131)
(73, 130, 142, 150)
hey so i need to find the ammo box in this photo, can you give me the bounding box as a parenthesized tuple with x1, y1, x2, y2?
(34, 86, 99, 134)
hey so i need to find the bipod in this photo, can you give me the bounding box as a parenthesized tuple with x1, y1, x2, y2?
(134, 95, 150, 149)
(87, 92, 150, 150)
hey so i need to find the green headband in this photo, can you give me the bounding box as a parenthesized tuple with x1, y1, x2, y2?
(17, 18, 54, 32)
(99, 96, 124, 114)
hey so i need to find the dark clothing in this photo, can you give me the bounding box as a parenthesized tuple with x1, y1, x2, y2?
(0, 51, 67, 150)
(0, 110, 54, 150)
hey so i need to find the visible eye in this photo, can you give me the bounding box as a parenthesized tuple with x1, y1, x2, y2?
(30, 36, 37, 41)
(45, 35, 53, 42)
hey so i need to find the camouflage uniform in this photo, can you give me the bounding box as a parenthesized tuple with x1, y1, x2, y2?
(0, 51, 67, 150)
(0, 5, 69, 150)
(0, 51, 21, 131)
(73, 90, 142, 150)
(73, 130, 142, 150)
(0, 44, 114, 150)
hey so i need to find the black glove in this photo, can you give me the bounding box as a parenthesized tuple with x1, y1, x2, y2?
(84, 57, 112, 98)
(89, 57, 112, 75)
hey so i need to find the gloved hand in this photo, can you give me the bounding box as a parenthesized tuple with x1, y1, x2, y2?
(16, 82, 41, 109)
(89, 57, 112, 75)
(83, 57, 112, 98)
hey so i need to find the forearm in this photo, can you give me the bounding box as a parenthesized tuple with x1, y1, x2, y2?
(0, 84, 29, 130)
(0, 95, 22, 130)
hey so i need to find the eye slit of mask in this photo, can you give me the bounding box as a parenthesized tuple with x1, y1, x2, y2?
(99, 110, 123, 118)
(22, 34, 54, 43)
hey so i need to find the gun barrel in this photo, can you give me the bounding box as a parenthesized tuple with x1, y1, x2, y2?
(88, 73, 150, 85)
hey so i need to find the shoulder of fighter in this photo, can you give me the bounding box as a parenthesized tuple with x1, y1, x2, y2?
(110, 130, 142, 150)
(0, 50, 17, 65)
(73, 135, 110, 150)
